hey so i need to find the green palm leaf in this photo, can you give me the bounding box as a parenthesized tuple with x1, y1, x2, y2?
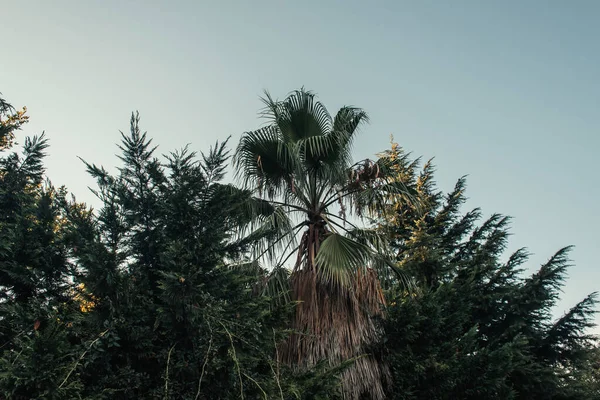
(233, 126, 296, 197)
(261, 88, 333, 143)
(315, 233, 372, 288)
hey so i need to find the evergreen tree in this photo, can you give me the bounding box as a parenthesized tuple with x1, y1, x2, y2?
(2, 90, 598, 400)
(0, 95, 83, 398)
(0, 100, 338, 399)
(67, 112, 337, 398)
(378, 142, 599, 399)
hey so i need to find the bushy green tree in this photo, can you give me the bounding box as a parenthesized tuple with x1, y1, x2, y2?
(64, 112, 339, 399)
(0, 95, 84, 399)
(2, 90, 598, 400)
(0, 97, 339, 399)
(378, 142, 599, 399)
(58, 114, 244, 397)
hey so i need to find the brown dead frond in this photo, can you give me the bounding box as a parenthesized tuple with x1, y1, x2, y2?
(280, 267, 390, 400)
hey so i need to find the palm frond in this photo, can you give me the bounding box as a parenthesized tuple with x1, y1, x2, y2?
(230, 196, 301, 264)
(233, 126, 297, 198)
(262, 265, 292, 306)
(315, 233, 372, 288)
(297, 135, 352, 184)
(333, 106, 369, 134)
(346, 227, 390, 253)
(277, 88, 333, 143)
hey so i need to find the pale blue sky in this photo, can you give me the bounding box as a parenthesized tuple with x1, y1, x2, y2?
(3, 1, 599, 324)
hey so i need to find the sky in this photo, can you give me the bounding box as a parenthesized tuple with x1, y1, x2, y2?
(2, 1, 599, 325)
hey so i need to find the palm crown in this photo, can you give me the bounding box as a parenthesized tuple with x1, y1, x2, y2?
(235, 88, 411, 284)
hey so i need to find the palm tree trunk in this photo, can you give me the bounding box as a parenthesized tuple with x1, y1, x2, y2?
(280, 228, 390, 399)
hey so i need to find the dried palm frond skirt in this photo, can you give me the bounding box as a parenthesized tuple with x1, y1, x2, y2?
(280, 267, 390, 400)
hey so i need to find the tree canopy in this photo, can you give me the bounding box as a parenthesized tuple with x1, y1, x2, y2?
(378, 142, 599, 399)
(0, 91, 598, 399)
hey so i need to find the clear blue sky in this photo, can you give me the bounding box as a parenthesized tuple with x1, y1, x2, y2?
(3, 1, 599, 325)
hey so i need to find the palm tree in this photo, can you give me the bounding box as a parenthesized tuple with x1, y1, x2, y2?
(234, 89, 412, 399)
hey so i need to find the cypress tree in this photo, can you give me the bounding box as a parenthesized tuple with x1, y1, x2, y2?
(378, 142, 599, 399)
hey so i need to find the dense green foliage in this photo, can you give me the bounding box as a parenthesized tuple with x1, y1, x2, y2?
(0, 98, 338, 399)
(0, 92, 598, 399)
(378, 143, 600, 399)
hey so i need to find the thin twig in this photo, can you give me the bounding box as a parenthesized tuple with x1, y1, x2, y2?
(195, 322, 214, 400)
(220, 321, 244, 399)
(163, 342, 177, 399)
(11, 347, 25, 366)
(58, 329, 108, 389)
(271, 328, 284, 400)
(242, 372, 267, 399)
